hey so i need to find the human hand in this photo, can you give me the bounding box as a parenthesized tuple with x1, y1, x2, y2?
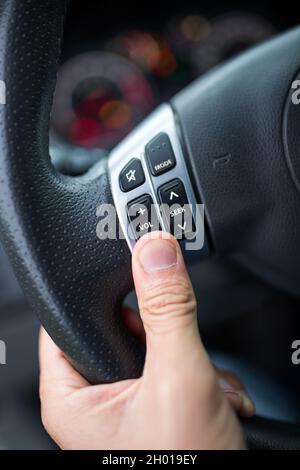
(39, 232, 254, 450)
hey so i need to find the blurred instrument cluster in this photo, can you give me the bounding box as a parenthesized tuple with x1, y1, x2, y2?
(50, 10, 275, 174)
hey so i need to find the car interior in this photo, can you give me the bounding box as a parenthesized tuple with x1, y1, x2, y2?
(0, 0, 300, 450)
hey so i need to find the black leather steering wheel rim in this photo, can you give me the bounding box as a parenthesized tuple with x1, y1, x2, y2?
(0, 0, 299, 450)
(0, 0, 144, 384)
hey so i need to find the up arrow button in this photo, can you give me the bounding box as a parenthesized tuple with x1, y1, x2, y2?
(169, 191, 179, 201)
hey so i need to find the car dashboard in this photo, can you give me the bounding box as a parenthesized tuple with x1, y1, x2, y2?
(50, 0, 296, 174)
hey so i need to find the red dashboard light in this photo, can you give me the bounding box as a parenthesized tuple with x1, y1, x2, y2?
(180, 15, 210, 42)
(69, 117, 101, 148)
(150, 46, 177, 78)
(99, 100, 132, 130)
(114, 30, 177, 78)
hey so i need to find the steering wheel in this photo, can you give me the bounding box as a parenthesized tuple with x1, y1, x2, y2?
(1, 0, 300, 450)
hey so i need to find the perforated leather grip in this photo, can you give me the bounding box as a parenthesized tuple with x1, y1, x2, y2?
(0, 0, 144, 384)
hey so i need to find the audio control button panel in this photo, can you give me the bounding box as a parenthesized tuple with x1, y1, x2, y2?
(108, 104, 208, 256)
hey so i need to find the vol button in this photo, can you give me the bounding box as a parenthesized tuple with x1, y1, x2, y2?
(127, 194, 160, 240)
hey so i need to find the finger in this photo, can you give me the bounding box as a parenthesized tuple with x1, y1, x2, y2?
(217, 369, 255, 418)
(39, 328, 89, 395)
(121, 306, 145, 344)
(216, 368, 245, 390)
(132, 231, 214, 380)
(39, 328, 139, 414)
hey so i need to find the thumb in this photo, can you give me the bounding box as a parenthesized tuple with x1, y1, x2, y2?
(132, 231, 213, 379)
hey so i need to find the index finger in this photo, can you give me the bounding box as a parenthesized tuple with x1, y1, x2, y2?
(39, 328, 89, 394)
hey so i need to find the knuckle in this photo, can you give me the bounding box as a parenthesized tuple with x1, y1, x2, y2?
(140, 278, 196, 318)
(39, 383, 54, 434)
(40, 399, 54, 436)
(39, 380, 49, 408)
(39, 378, 68, 437)
(40, 406, 50, 433)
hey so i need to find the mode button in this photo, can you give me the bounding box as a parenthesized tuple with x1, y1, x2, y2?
(145, 133, 176, 176)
